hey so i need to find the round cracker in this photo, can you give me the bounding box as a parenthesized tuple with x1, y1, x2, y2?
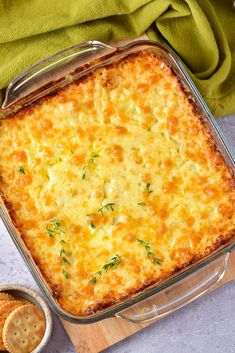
(0, 300, 12, 306)
(0, 293, 31, 306)
(0, 301, 25, 350)
(14, 298, 31, 305)
(0, 299, 29, 307)
(3, 304, 46, 353)
(0, 292, 15, 302)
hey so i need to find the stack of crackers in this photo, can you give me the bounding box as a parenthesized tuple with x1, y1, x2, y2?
(0, 292, 46, 353)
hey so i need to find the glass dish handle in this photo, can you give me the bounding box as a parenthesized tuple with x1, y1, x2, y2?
(116, 253, 229, 323)
(2, 40, 116, 111)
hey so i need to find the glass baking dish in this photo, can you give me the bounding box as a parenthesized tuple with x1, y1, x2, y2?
(0, 40, 234, 324)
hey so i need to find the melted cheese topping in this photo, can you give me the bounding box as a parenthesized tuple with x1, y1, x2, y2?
(0, 52, 234, 315)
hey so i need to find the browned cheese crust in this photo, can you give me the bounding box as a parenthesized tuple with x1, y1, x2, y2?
(0, 51, 234, 315)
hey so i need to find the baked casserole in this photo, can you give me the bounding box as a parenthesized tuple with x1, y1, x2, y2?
(0, 51, 234, 316)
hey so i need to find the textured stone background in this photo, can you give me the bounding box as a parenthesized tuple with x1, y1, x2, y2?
(0, 115, 234, 353)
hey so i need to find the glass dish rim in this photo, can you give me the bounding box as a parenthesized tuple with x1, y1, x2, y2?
(0, 39, 234, 324)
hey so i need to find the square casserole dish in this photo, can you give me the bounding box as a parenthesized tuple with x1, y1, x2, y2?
(0, 40, 234, 324)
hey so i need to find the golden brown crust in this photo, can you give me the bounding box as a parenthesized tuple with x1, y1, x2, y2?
(0, 51, 234, 316)
(83, 230, 235, 315)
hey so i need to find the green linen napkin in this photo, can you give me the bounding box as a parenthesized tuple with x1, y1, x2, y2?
(0, 0, 234, 116)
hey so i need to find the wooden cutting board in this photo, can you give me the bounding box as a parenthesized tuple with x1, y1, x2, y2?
(61, 35, 235, 353)
(62, 251, 235, 353)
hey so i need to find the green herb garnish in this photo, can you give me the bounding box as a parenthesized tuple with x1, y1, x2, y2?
(89, 276, 97, 284)
(102, 255, 121, 271)
(19, 166, 25, 174)
(46, 228, 55, 238)
(63, 268, 69, 279)
(82, 152, 99, 179)
(138, 202, 146, 206)
(60, 248, 66, 256)
(90, 221, 96, 230)
(86, 203, 116, 230)
(59, 239, 70, 279)
(62, 257, 70, 265)
(98, 202, 116, 214)
(89, 254, 121, 284)
(46, 221, 70, 279)
(46, 217, 64, 238)
(137, 239, 162, 265)
(145, 183, 153, 194)
(87, 214, 96, 230)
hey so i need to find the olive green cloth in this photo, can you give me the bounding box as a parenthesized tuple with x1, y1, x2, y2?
(0, 0, 234, 116)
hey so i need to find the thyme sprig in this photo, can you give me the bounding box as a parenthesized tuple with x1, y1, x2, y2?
(46, 217, 65, 238)
(46, 220, 70, 279)
(63, 269, 69, 279)
(59, 239, 70, 279)
(89, 254, 121, 284)
(82, 152, 99, 180)
(19, 166, 25, 174)
(87, 213, 96, 230)
(86, 203, 116, 230)
(137, 239, 162, 265)
(98, 202, 116, 214)
(145, 183, 153, 194)
(90, 221, 96, 229)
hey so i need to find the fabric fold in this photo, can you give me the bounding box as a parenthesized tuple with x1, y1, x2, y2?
(0, 0, 234, 116)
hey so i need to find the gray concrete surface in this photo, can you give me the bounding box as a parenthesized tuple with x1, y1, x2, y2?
(0, 115, 234, 353)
